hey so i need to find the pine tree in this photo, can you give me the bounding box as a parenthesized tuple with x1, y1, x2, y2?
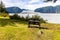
(0, 1, 7, 13)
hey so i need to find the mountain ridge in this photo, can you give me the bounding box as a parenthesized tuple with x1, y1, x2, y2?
(34, 5, 60, 13)
(5, 7, 32, 13)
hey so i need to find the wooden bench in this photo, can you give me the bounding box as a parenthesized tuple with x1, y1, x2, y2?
(28, 18, 41, 29)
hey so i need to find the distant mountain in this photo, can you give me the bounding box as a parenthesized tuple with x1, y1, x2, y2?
(22, 9, 33, 12)
(34, 5, 60, 13)
(5, 7, 23, 13)
(55, 5, 60, 13)
(5, 7, 33, 13)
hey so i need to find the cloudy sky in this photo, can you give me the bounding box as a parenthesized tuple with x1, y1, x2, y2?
(1, 0, 60, 10)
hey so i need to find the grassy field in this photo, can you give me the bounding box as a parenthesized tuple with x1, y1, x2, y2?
(0, 17, 60, 40)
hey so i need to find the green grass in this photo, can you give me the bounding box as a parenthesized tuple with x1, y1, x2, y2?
(0, 17, 60, 40)
(0, 27, 40, 40)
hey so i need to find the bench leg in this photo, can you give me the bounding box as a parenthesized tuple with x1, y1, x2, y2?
(39, 23, 40, 29)
(28, 22, 30, 28)
(28, 25, 30, 28)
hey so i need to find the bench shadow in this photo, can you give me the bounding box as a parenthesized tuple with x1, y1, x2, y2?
(28, 26, 48, 29)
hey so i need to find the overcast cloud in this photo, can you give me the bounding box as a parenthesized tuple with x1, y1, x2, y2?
(1, 0, 60, 10)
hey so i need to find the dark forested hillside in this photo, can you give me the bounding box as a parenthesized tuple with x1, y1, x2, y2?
(5, 7, 23, 13)
(34, 5, 60, 13)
